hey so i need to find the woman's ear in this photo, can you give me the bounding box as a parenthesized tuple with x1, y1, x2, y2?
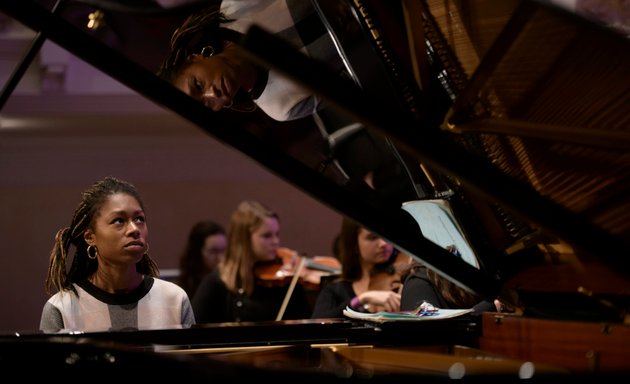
(84, 230, 94, 246)
(187, 53, 201, 62)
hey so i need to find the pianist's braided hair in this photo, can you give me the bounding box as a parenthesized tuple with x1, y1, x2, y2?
(44, 177, 159, 296)
(157, 6, 257, 112)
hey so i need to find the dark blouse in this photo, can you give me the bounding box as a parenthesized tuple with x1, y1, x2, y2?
(192, 270, 312, 323)
(310, 279, 356, 319)
(400, 268, 495, 314)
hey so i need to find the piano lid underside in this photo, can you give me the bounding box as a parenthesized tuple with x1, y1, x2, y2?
(1, 0, 628, 307)
(403, 1, 629, 302)
(423, 0, 630, 243)
(306, 0, 630, 297)
(351, 1, 624, 276)
(418, 1, 630, 303)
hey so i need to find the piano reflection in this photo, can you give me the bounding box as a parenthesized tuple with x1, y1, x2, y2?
(0, 0, 629, 381)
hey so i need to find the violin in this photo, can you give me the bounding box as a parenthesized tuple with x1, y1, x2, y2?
(254, 247, 341, 290)
(368, 250, 413, 293)
(254, 247, 341, 321)
(361, 251, 412, 313)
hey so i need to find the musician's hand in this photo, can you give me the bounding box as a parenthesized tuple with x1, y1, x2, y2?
(360, 290, 401, 313)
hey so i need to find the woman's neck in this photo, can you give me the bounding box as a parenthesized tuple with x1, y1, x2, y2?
(222, 42, 258, 92)
(89, 268, 143, 294)
(248, 65, 268, 99)
(351, 263, 371, 293)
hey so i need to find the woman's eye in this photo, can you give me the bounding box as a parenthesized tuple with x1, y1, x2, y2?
(134, 216, 146, 224)
(194, 78, 203, 93)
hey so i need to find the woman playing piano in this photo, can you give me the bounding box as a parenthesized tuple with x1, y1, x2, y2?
(39, 177, 195, 332)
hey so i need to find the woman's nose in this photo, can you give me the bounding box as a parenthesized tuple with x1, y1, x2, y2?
(202, 88, 221, 111)
(127, 221, 140, 235)
(202, 88, 230, 111)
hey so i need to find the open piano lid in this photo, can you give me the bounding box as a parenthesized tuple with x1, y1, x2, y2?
(1, 0, 629, 318)
(239, 0, 630, 319)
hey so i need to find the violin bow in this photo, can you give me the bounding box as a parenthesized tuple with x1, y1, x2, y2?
(275, 255, 307, 321)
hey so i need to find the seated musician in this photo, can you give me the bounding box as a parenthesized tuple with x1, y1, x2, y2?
(40, 177, 195, 333)
(310, 217, 409, 319)
(191, 200, 312, 323)
(176, 219, 227, 298)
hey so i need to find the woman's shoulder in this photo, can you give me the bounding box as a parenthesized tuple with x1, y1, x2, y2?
(193, 270, 227, 296)
(45, 286, 80, 305)
(403, 266, 432, 285)
(200, 269, 223, 285)
(321, 278, 353, 293)
(410, 266, 430, 278)
(151, 277, 189, 298)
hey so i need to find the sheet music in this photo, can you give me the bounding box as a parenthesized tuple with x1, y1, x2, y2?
(402, 199, 479, 268)
(343, 306, 473, 323)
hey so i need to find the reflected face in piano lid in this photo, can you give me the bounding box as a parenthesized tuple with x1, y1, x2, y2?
(250, 216, 281, 263)
(172, 42, 258, 111)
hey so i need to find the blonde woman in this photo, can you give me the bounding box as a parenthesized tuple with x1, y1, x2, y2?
(192, 200, 311, 323)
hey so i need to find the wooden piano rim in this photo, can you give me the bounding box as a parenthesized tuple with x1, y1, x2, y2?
(156, 343, 351, 354)
(157, 342, 569, 378)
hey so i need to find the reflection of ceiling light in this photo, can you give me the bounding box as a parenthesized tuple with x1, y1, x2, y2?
(0, 117, 42, 130)
(0, 116, 69, 131)
(87, 10, 105, 30)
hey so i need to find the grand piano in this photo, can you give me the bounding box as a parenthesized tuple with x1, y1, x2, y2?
(1, 0, 629, 381)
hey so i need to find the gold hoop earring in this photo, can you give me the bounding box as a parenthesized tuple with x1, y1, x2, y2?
(223, 100, 234, 109)
(201, 45, 215, 58)
(87, 245, 98, 259)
